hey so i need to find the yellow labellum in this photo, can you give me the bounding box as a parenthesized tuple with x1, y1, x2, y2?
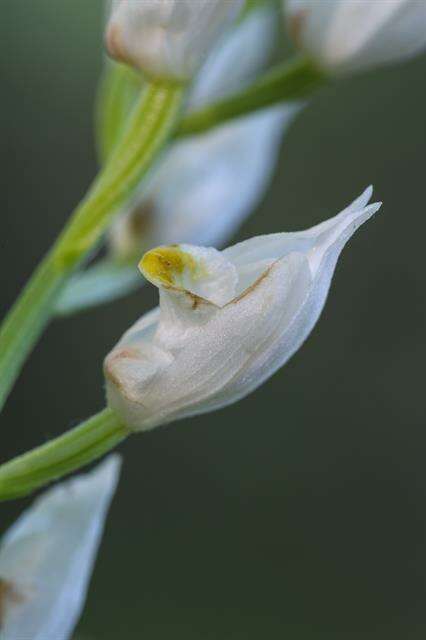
(139, 245, 200, 287)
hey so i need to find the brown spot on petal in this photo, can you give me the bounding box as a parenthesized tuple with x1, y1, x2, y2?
(129, 201, 155, 239)
(104, 346, 142, 388)
(288, 9, 308, 47)
(0, 579, 24, 627)
(110, 347, 140, 361)
(105, 23, 128, 64)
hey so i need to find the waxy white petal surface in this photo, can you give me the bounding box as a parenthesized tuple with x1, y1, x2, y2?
(105, 189, 381, 431)
(0, 456, 121, 640)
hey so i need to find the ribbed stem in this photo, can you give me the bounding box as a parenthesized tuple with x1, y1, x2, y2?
(95, 62, 142, 164)
(0, 82, 184, 412)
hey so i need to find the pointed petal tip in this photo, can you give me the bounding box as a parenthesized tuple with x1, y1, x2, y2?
(97, 453, 123, 476)
(354, 185, 374, 209)
(75, 453, 122, 498)
(363, 200, 382, 219)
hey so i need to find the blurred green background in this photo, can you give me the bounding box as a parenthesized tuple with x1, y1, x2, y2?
(2, 1, 426, 638)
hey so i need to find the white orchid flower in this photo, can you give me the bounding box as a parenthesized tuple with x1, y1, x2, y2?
(284, 0, 426, 75)
(104, 188, 381, 432)
(0, 456, 121, 640)
(106, 0, 244, 81)
(56, 6, 292, 315)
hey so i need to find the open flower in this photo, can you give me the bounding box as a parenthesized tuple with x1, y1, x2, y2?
(106, 0, 244, 81)
(0, 456, 121, 640)
(285, 0, 426, 75)
(104, 188, 381, 432)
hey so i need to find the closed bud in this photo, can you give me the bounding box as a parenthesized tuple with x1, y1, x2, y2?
(106, 0, 244, 81)
(104, 188, 381, 432)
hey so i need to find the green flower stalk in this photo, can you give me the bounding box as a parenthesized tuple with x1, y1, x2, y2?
(0, 410, 128, 501)
(0, 82, 184, 412)
(178, 56, 325, 137)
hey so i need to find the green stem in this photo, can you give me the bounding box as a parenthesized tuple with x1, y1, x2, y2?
(0, 82, 184, 412)
(96, 62, 142, 164)
(177, 56, 325, 137)
(0, 408, 130, 501)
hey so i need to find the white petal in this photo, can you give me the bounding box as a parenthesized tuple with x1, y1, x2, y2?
(106, 0, 244, 81)
(189, 4, 278, 108)
(55, 260, 141, 316)
(223, 186, 380, 286)
(0, 456, 121, 640)
(105, 190, 380, 431)
(113, 105, 297, 254)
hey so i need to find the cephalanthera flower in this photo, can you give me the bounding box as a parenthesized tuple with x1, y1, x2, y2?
(0, 456, 120, 640)
(104, 188, 381, 432)
(285, 0, 426, 75)
(106, 0, 244, 81)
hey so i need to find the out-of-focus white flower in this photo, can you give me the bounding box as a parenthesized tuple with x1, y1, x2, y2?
(104, 188, 381, 432)
(109, 105, 297, 259)
(187, 3, 278, 110)
(0, 456, 121, 640)
(106, 0, 244, 81)
(284, 0, 426, 75)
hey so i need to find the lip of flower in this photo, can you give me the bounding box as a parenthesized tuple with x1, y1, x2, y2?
(285, 0, 426, 74)
(139, 244, 238, 307)
(104, 187, 381, 432)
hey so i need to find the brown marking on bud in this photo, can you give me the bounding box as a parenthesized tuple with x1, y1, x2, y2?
(105, 23, 128, 64)
(104, 347, 141, 388)
(187, 292, 206, 310)
(229, 265, 274, 306)
(0, 579, 24, 627)
(104, 347, 150, 406)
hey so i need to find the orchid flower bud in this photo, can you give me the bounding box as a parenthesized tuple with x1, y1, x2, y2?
(284, 0, 426, 75)
(106, 0, 244, 81)
(104, 187, 381, 432)
(0, 456, 121, 640)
